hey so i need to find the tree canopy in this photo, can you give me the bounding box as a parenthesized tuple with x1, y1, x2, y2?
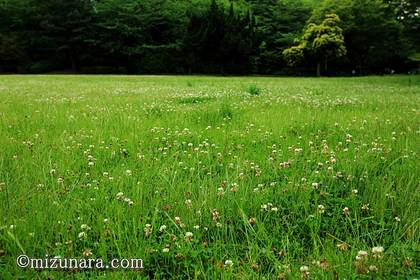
(0, 0, 418, 75)
(284, 13, 346, 76)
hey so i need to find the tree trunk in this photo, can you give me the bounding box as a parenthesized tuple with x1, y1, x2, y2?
(324, 57, 328, 76)
(70, 56, 77, 72)
(357, 55, 364, 75)
(69, 48, 80, 73)
(316, 62, 321, 77)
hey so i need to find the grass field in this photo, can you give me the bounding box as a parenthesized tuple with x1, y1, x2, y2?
(0, 75, 419, 279)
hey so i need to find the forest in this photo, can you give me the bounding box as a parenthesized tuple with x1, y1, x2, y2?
(1, 0, 419, 75)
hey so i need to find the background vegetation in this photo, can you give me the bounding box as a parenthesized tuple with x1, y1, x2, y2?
(1, 0, 419, 75)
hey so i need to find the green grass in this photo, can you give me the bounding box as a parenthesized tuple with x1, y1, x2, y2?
(0, 75, 419, 279)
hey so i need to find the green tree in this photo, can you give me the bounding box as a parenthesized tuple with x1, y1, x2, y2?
(309, 0, 404, 74)
(392, 0, 420, 71)
(87, 0, 188, 73)
(284, 13, 346, 76)
(282, 43, 305, 67)
(32, 0, 95, 72)
(0, 0, 31, 71)
(183, 0, 257, 74)
(248, 0, 313, 73)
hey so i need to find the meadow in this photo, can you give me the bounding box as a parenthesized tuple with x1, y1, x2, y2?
(0, 75, 419, 279)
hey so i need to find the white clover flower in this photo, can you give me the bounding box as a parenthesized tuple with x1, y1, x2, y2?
(184, 199, 192, 207)
(184, 232, 193, 241)
(343, 207, 350, 216)
(356, 250, 368, 260)
(248, 217, 257, 225)
(361, 204, 370, 211)
(369, 265, 378, 272)
(144, 224, 152, 237)
(78, 232, 87, 239)
(212, 209, 220, 221)
(224, 260, 233, 267)
(217, 187, 225, 196)
(159, 225, 167, 232)
(280, 161, 291, 168)
(318, 204, 325, 214)
(162, 248, 170, 253)
(372, 246, 384, 254)
(193, 225, 200, 230)
(300, 265, 309, 272)
(116, 192, 124, 200)
(80, 224, 91, 231)
(125, 170, 132, 176)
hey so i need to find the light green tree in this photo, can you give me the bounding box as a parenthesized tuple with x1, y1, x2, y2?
(283, 13, 346, 76)
(309, 0, 403, 74)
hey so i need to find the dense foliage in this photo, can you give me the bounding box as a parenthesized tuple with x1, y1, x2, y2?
(0, 0, 419, 75)
(283, 13, 347, 76)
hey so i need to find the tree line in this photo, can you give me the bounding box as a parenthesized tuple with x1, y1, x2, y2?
(1, 0, 419, 75)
